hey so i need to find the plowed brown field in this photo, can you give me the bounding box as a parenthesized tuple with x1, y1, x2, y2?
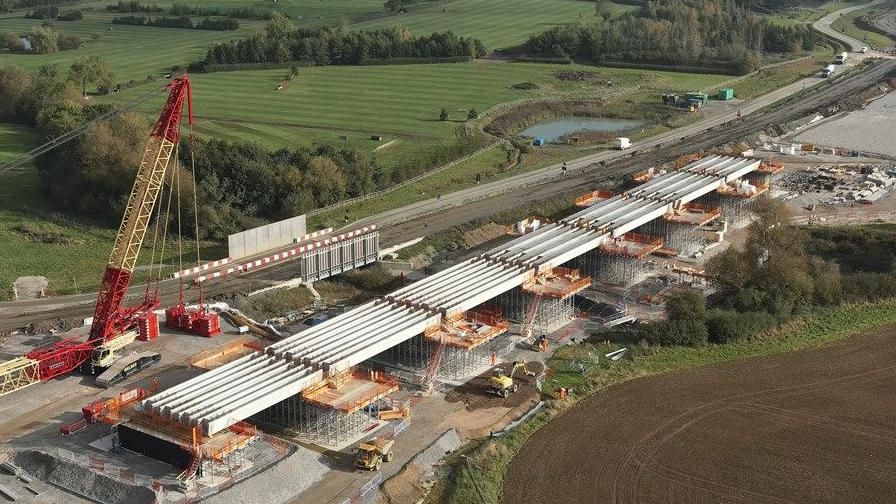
(502, 326, 896, 504)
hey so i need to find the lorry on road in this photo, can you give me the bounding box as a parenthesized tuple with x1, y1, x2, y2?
(834, 52, 848, 64)
(614, 137, 632, 150)
(821, 65, 836, 77)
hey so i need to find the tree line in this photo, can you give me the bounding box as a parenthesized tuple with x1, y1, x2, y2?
(107, 0, 271, 19)
(2, 25, 81, 54)
(22, 5, 82, 21)
(525, 0, 819, 73)
(0, 0, 67, 12)
(635, 199, 896, 347)
(203, 13, 485, 66)
(112, 15, 239, 31)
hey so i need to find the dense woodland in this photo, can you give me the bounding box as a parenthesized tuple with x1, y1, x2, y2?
(527, 0, 819, 72)
(635, 200, 896, 346)
(204, 13, 485, 66)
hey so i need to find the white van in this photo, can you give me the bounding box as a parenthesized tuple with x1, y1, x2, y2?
(614, 137, 632, 150)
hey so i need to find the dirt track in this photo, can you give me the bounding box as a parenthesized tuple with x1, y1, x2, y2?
(445, 361, 544, 411)
(502, 326, 896, 504)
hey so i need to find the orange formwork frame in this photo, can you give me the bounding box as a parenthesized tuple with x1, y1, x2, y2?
(717, 181, 770, 199)
(301, 368, 399, 415)
(422, 312, 510, 350)
(599, 232, 664, 259)
(664, 202, 722, 226)
(522, 266, 592, 299)
(757, 161, 784, 174)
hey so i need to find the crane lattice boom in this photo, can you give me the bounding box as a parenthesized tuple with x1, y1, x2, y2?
(90, 76, 193, 343)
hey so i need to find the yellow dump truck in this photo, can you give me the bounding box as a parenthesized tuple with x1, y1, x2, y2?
(354, 438, 394, 471)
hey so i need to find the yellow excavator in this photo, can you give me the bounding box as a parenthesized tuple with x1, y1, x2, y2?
(488, 361, 534, 397)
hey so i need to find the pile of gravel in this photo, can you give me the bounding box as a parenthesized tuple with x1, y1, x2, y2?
(14, 450, 156, 504)
(206, 445, 329, 504)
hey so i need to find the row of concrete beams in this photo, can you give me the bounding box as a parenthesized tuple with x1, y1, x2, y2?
(143, 156, 760, 436)
(266, 301, 440, 373)
(143, 352, 323, 435)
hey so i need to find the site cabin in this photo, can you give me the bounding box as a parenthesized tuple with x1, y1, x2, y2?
(821, 65, 836, 78)
(615, 137, 632, 150)
(835, 52, 848, 64)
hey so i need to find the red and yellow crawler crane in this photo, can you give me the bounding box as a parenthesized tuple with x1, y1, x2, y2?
(2, 75, 219, 395)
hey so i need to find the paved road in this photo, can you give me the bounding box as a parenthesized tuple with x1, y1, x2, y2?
(1, 0, 893, 331)
(813, 0, 888, 51)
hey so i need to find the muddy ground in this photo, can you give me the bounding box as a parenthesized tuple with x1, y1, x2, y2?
(445, 361, 544, 411)
(502, 326, 896, 504)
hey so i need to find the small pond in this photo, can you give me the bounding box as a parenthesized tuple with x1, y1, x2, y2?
(520, 117, 641, 142)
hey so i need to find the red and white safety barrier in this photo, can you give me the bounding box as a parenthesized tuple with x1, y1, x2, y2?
(194, 225, 376, 284)
(172, 257, 231, 279)
(294, 227, 332, 243)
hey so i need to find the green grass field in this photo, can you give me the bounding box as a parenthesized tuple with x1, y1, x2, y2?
(0, 123, 223, 300)
(0, 0, 635, 81)
(105, 61, 733, 158)
(831, 5, 896, 49)
(355, 0, 636, 50)
(0, 8, 267, 78)
(764, 0, 868, 25)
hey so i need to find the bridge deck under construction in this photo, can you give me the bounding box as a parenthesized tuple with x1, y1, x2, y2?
(142, 156, 761, 436)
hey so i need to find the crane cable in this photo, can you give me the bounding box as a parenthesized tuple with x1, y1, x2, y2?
(188, 128, 205, 310)
(153, 152, 178, 302)
(0, 84, 168, 176)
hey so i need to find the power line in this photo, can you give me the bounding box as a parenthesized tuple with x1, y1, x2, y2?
(0, 84, 168, 176)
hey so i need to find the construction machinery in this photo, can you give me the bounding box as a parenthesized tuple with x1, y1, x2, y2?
(0, 75, 218, 398)
(354, 438, 394, 471)
(95, 351, 162, 388)
(532, 334, 548, 352)
(487, 361, 533, 398)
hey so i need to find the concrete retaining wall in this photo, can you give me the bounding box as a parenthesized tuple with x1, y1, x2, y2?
(228, 215, 306, 259)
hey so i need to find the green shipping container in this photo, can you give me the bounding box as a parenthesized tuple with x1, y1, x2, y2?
(718, 88, 734, 100)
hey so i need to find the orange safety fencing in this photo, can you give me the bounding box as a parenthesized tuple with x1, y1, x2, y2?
(523, 267, 592, 298)
(202, 421, 258, 461)
(632, 168, 655, 183)
(665, 202, 721, 225)
(302, 368, 400, 414)
(681, 202, 719, 214)
(758, 161, 784, 174)
(467, 304, 504, 325)
(599, 233, 664, 259)
(127, 410, 204, 448)
(575, 189, 615, 207)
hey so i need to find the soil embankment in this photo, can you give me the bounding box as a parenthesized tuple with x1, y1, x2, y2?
(502, 326, 896, 504)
